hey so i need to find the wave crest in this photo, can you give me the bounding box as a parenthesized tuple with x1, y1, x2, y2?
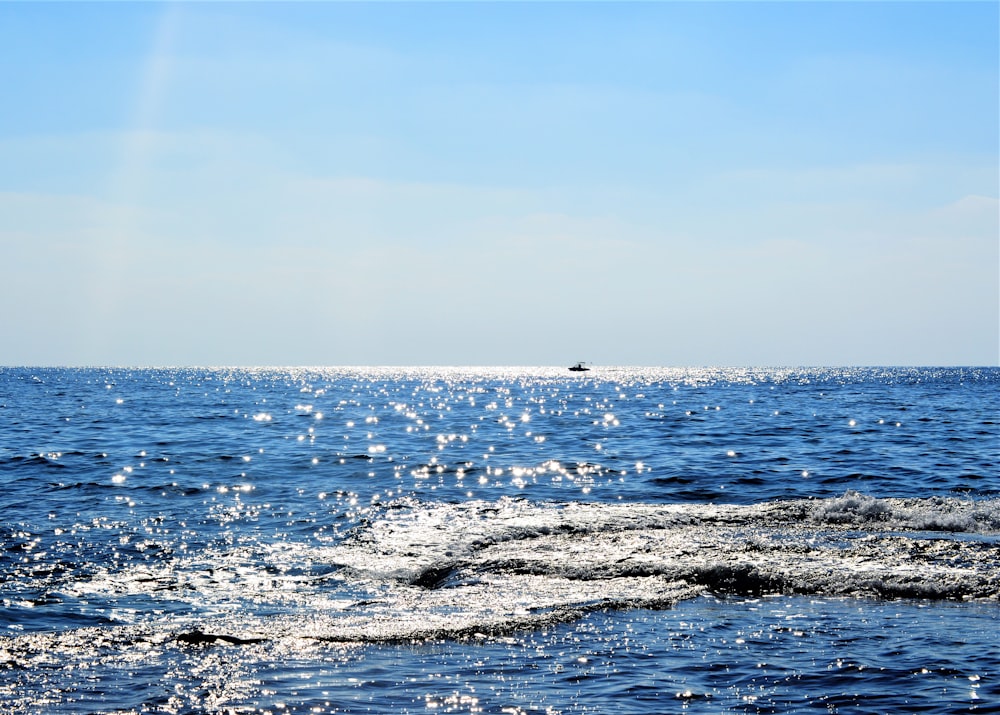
(808, 490, 1000, 532)
(326, 493, 1000, 642)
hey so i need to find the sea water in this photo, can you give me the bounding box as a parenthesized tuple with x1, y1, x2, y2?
(0, 366, 997, 714)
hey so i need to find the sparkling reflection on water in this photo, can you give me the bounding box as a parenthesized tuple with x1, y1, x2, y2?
(6, 597, 992, 714)
(0, 366, 997, 713)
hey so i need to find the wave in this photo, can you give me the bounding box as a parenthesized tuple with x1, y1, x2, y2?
(808, 490, 1000, 531)
(290, 492, 999, 642)
(2, 494, 996, 656)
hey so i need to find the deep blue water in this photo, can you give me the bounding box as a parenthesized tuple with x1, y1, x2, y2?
(1, 366, 997, 713)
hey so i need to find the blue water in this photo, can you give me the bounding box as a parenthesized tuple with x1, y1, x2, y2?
(1, 366, 997, 713)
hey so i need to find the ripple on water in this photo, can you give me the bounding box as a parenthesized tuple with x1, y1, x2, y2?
(1, 367, 997, 713)
(6, 596, 984, 715)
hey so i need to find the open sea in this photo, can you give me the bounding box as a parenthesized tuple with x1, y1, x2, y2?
(1, 366, 997, 714)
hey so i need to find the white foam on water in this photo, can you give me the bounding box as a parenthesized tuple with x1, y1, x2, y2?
(319, 493, 999, 642)
(2, 493, 996, 669)
(808, 490, 1000, 532)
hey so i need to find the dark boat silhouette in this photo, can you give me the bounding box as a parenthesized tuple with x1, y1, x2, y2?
(568, 362, 590, 372)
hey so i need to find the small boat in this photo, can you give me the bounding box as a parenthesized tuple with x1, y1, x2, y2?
(568, 362, 590, 372)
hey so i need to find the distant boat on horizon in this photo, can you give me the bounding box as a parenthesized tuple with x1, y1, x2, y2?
(568, 361, 590, 372)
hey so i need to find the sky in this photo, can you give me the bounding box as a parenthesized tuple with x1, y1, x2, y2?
(1, 1, 997, 367)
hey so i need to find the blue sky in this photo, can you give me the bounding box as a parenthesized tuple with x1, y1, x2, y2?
(1, 1, 997, 366)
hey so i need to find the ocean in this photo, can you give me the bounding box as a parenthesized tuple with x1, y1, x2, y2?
(0, 366, 997, 714)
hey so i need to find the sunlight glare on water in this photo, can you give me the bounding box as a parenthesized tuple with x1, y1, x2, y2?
(0, 366, 996, 713)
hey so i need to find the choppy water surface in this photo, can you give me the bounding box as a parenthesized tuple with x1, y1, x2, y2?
(1, 366, 997, 713)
